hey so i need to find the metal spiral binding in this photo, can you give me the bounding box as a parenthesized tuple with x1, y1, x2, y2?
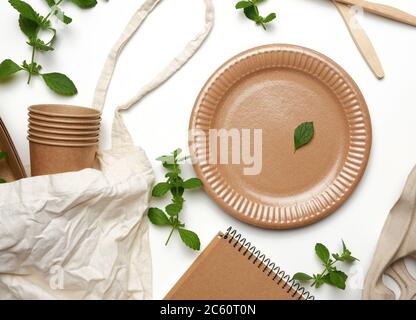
(223, 227, 315, 300)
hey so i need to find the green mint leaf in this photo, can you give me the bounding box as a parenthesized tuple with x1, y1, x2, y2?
(333, 252, 357, 263)
(52, 7, 72, 24)
(332, 253, 343, 261)
(152, 182, 171, 197)
(0, 179, 6, 184)
(157, 155, 174, 163)
(315, 243, 330, 264)
(178, 228, 201, 251)
(342, 239, 347, 252)
(182, 178, 203, 189)
(0, 59, 23, 81)
(328, 270, 347, 290)
(0, 151, 7, 160)
(148, 208, 171, 226)
(343, 255, 358, 263)
(235, 1, 253, 9)
(294, 121, 314, 151)
(293, 273, 313, 282)
(162, 162, 175, 170)
(321, 273, 332, 285)
(172, 148, 182, 158)
(171, 186, 184, 198)
(166, 203, 182, 216)
(19, 15, 39, 39)
(9, 0, 42, 24)
(56, 10, 73, 24)
(44, 0, 55, 6)
(342, 239, 352, 256)
(239, 1, 275, 30)
(28, 38, 54, 52)
(165, 172, 178, 179)
(70, 0, 98, 9)
(42, 73, 77, 96)
(263, 12, 276, 23)
(340, 240, 359, 262)
(63, 15, 73, 25)
(243, 5, 259, 21)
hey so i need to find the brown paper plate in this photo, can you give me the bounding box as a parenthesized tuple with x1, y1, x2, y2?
(29, 119, 101, 130)
(29, 104, 101, 119)
(189, 44, 372, 229)
(28, 130, 99, 142)
(29, 113, 101, 125)
(28, 124, 99, 136)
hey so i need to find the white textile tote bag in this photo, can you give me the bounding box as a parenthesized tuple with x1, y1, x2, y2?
(0, 0, 214, 299)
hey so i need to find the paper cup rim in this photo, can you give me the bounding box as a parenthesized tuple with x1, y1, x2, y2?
(28, 124, 100, 136)
(28, 130, 99, 142)
(29, 113, 101, 124)
(28, 136, 99, 147)
(29, 119, 101, 130)
(29, 104, 101, 118)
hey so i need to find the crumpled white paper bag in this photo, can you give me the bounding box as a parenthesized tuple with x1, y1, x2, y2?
(0, 145, 154, 300)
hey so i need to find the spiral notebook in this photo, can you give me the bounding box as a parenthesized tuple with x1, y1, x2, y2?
(165, 228, 314, 300)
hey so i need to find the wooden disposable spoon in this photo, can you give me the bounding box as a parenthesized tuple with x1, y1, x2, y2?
(334, 1, 385, 79)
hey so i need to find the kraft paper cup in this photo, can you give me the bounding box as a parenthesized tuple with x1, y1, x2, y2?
(29, 119, 101, 130)
(29, 104, 101, 119)
(28, 130, 99, 142)
(28, 136, 98, 176)
(28, 124, 100, 137)
(29, 113, 101, 125)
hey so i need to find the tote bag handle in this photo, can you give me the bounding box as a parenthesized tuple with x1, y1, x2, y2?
(93, 0, 214, 147)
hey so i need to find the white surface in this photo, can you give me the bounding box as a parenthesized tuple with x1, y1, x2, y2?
(1, 0, 416, 300)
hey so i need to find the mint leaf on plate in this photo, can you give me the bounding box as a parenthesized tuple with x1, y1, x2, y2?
(294, 121, 314, 151)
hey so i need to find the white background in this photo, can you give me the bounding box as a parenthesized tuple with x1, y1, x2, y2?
(1, 0, 416, 300)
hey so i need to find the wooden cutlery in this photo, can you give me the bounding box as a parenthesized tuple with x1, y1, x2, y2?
(332, 0, 416, 79)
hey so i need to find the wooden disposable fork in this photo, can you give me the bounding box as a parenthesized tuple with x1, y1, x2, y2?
(332, 0, 416, 79)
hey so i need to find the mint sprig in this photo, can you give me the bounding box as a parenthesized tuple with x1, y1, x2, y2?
(293, 240, 358, 290)
(148, 148, 203, 251)
(0, 0, 100, 96)
(235, 0, 276, 30)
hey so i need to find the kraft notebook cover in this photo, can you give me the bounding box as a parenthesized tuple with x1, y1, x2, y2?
(165, 228, 314, 300)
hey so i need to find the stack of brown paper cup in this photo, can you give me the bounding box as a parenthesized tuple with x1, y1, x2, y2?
(27, 104, 101, 176)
